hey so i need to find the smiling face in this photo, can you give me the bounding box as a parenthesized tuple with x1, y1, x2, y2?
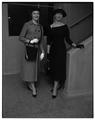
(32, 10, 40, 21)
(54, 13, 63, 22)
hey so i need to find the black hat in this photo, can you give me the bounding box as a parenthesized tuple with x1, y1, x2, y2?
(52, 8, 67, 17)
(28, 6, 40, 15)
(32, 6, 40, 12)
(28, 6, 40, 16)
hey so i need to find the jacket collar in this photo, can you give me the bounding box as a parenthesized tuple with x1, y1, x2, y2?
(29, 20, 40, 26)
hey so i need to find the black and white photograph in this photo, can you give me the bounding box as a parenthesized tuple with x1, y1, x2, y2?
(2, 1, 93, 118)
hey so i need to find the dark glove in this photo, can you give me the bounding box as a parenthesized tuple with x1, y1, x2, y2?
(76, 44, 84, 49)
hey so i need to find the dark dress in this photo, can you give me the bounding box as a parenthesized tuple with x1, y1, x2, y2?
(47, 24, 73, 85)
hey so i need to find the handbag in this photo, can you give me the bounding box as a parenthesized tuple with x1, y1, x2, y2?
(25, 45, 38, 61)
(25, 25, 42, 62)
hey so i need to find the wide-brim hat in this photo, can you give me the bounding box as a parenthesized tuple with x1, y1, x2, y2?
(52, 8, 67, 17)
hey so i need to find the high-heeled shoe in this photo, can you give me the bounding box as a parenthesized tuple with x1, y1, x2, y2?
(32, 88, 37, 97)
(32, 90, 37, 97)
(52, 89, 58, 99)
(52, 94, 57, 98)
(27, 84, 37, 97)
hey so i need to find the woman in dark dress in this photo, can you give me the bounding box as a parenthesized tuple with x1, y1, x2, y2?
(47, 9, 77, 98)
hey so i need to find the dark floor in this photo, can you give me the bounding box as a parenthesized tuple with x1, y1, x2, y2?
(2, 73, 93, 118)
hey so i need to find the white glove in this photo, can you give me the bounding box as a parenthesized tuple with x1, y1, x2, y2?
(72, 43, 77, 47)
(40, 52, 44, 61)
(33, 38, 39, 43)
(30, 38, 39, 44)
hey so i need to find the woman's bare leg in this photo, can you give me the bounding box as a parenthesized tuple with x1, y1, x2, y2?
(52, 81, 58, 97)
(29, 82, 37, 96)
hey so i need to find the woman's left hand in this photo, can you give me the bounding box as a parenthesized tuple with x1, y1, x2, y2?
(76, 44, 84, 49)
(72, 43, 84, 49)
(72, 43, 77, 48)
(40, 52, 45, 61)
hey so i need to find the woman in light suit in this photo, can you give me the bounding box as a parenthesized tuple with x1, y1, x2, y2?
(19, 8, 44, 97)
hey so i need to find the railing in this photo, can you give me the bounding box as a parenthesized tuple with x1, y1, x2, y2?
(70, 12, 93, 28)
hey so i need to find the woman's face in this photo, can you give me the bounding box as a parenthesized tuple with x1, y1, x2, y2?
(32, 10, 40, 21)
(54, 13, 63, 21)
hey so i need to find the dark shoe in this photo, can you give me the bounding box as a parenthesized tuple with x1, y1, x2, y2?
(52, 89, 58, 99)
(52, 94, 57, 98)
(32, 89, 37, 97)
(27, 84, 37, 97)
(32, 94, 37, 97)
